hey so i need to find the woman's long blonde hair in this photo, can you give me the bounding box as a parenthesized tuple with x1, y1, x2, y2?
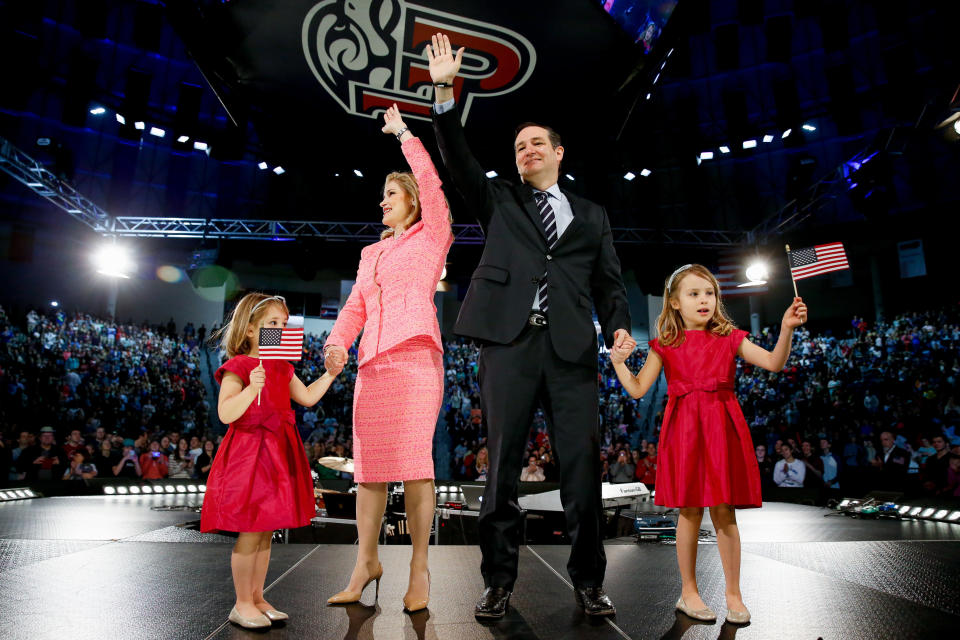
(210, 293, 290, 358)
(380, 171, 453, 240)
(655, 263, 735, 348)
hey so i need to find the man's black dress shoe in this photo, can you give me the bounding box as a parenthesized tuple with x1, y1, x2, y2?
(573, 586, 616, 616)
(474, 586, 511, 619)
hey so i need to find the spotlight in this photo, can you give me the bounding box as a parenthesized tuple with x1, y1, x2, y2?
(115, 113, 126, 125)
(802, 123, 817, 132)
(742, 139, 757, 149)
(24, 489, 35, 497)
(141, 485, 153, 494)
(199, 485, 207, 492)
(948, 511, 960, 521)
(92, 244, 134, 279)
(645, 93, 651, 100)
(15, 490, 27, 498)
(640, 168, 652, 177)
(273, 166, 285, 175)
(104, 486, 116, 495)
(921, 508, 935, 518)
(89, 107, 106, 115)
(623, 172, 636, 181)
(149, 127, 165, 138)
(177, 135, 189, 143)
(258, 161, 268, 170)
(134, 121, 145, 131)
(187, 485, 197, 492)
(719, 145, 731, 154)
(117, 486, 129, 495)
(745, 261, 769, 282)
(485, 170, 498, 178)
(909, 507, 922, 516)
(934, 509, 949, 520)
(193, 141, 208, 151)
(565, 173, 575, 180)
(50, 301, 59, 307)
(762, 134, 774, 143)
(164, 485, 175, 493)
(781, 129, 792, 139)
(176, 485, 187, 493)
(699, 151, 714, 160)
(353, 169, 364, 177)
(898, 505, 911, 515)
(129, 486, 141, 494)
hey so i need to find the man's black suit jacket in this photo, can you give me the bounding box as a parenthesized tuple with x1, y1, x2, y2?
(433, 104, 631, 369)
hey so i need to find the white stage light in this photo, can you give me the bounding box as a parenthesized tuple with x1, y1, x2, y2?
(623, 172, 636, 181)
(763, 134, 774, 143)
(104, 486, 116, 495)
(802, 123, 816, 132)
(193, 141, 208, 151)
(117, 486, 129, 495)
(50, 301, 59, 307)
(134, 121, 145, 130)
(258, 161, 268, 170)
(719, 145, 731, 154)
(141, 486, 153, 494)
(129, 486, 141, 494)
(89, 107, 106, 115)
(199, 485, 207, 493)
(921, 508, 935, 517)
(177, 135, 189, 143)
(273, 166, 285, 175)
(115, 113, 126, 125)
(948, 511, 960, 521)
(954, 120, 960, 135)
(485, 170, 498, 178)
(781, 129, 792, 139)
(149, 127, 165, 138)
(565, 173, 575, 180)
(645, 93, 651, 100)
(187, 485, 198, 493)
(176, 485, 187, 493)
(909, 507, 922, 516)
(699, 151, 714, 160)
(92, 244, 134, 279)
(745, 262, 769, 282)
(165, 485, 175, 493)
(354, 169, 364, 177)
(934, 509, 949, 520)
(898, 505, 911, 514)
(742, 139, 757, 149)
(839, 499, 850, 507)
(640, 168, 651, 177)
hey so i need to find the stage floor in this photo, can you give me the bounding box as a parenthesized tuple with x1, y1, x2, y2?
(0, 496, 957, 640)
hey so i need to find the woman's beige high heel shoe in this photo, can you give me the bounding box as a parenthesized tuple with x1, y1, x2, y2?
(675, 596, 717, 621)
(327, 563, 384, 605)
(403, 569, 430, 613)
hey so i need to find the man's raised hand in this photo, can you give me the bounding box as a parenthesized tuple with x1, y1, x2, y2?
(426, 32, 464, 85)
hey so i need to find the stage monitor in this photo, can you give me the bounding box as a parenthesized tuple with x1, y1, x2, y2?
(600, 0, 680, 54)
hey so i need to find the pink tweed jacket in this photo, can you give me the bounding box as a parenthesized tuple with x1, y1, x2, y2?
(325, 137, 454, 367)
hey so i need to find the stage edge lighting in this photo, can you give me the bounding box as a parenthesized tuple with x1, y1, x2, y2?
(948, 511, 960, 521)
(640, 168, 652, 177)
(909, 507, 922, 516)
(782, 129, 792, 138)
(273, 166, 285, 175)
(699, 151, 714, 160)
(193, 141, 208, 151)
(898, 505, 911, 514)
(921, 508, 935, 518)
(802, 124, 816, 132)
(934, 509, 949, 520)
(762, 134, 774, 143)
(104, 486, 116, 495)
(134, 121, 145, 130)
(149, 127, 165, 137)
(719, 145, 731, 154)
(90, 107, 106, 115)
(116, 113, 126, 125)
(565, 173, 575, 180)
(258, 161, 268, 170)
(353, 169, 364, 177)
(485, 170, 498, 178)
(742, 139, 757, 149)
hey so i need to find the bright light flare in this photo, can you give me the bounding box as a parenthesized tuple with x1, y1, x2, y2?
(93, 244, 135, 278)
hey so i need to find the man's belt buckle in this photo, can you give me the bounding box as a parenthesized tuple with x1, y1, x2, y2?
(528, 312, 548, 327)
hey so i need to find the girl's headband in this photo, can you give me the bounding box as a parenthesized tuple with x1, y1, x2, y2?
(249, 295, 286, 318)
(666, 264, 693, 291)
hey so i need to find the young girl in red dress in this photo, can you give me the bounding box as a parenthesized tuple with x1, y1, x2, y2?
(203, 293, 343, 629)
(609, 264, 807, 625)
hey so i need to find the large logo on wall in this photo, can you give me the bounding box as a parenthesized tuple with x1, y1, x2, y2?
(302, 0, 537, 123)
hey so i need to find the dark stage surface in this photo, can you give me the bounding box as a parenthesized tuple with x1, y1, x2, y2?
(0, 497, 957, 640)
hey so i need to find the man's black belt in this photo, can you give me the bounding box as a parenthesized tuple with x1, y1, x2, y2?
(528, 311, 548, 327)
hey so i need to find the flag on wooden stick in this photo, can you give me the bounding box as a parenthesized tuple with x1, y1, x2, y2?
(258, 327, 304, 361)
(788, 242, 849, 281)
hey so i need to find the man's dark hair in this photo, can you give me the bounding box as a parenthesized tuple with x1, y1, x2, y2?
(514, 122, 561, 149)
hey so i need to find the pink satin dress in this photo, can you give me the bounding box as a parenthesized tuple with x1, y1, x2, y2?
(200, 355, 315, 532)
(650, 329, 762, 509)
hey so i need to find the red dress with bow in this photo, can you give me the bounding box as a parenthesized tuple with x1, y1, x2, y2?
(650, 329, 762, 508)
(200, 356, 315, 533)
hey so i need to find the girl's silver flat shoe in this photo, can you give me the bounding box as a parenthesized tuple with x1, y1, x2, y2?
(726, 607, 751, 624)
(675, 596, 717, 621)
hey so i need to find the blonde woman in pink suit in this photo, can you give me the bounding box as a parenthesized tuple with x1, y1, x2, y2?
(324, 104, 453, 613)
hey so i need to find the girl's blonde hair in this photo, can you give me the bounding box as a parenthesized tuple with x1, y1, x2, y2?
(211, 293, 290, 358)
(380, 171, 453, 240)
(655, 263, 735, 348)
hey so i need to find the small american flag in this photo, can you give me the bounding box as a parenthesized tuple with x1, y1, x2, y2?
(258, 327, 304, 361)
(788, 242, 849, 280)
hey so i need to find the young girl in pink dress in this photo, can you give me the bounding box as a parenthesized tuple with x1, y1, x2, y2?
(609, 264, 807, 624)
(204, 293, 343, 629)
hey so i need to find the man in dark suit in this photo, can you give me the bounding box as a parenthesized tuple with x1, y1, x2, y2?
(427, 34, 632, 618)
(873, 430, 910, 490)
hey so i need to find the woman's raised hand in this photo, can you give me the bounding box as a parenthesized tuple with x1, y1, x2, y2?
(381, 103, 407, 136)
(426, 32, 464, 85)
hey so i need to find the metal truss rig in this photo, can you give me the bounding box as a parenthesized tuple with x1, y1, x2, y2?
(1, 135, 742, 246)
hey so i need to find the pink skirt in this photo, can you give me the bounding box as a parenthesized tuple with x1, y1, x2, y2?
(352, 337, 443, 482)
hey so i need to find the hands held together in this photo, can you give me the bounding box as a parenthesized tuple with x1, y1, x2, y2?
(324, 345, 347, 376)
(610, 328, 637, 365)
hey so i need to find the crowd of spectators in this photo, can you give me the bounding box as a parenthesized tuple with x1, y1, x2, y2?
(4, 301, 960, 502)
